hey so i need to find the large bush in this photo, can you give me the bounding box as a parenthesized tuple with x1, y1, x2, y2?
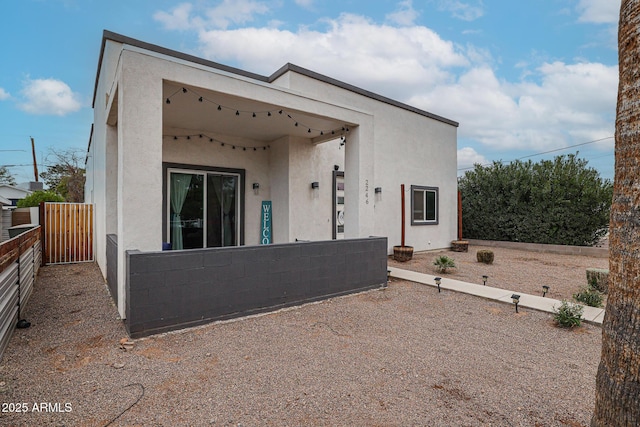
(458, 154, 612, 246)
(17, 190, 65, 207)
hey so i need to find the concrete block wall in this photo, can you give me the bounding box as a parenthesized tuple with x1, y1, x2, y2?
(126, 237, 387, 337)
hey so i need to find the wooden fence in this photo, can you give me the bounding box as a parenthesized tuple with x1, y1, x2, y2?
(43, 203, 94, 264)
(0, 226, 41, 361)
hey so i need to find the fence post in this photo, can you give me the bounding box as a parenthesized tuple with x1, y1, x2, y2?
(39, 202, 46, 267)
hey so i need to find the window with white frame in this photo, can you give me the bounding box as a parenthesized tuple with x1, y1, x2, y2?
(411, 185, 439, 225)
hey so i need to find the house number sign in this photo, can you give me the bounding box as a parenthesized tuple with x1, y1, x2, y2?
(261, 201, 272, 244)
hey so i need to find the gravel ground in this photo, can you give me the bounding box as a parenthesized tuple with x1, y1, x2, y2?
(389, 245, 609, 303)
(0, 257, 602, 426)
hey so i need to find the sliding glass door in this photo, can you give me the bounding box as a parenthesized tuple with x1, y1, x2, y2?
(168, 169, 240, 250)
(207, 174, 237, 247)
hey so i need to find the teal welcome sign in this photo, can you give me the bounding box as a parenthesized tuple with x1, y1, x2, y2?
(261, 201, 272, 244)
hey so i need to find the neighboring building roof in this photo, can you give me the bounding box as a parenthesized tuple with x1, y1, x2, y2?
(0, 195, 10, 205)
(94, 30, 459, 128)
(0, 184, 31, 198)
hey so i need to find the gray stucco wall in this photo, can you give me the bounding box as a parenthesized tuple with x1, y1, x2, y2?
(126, 237, 387, 337)
(106, 234, 118, 304)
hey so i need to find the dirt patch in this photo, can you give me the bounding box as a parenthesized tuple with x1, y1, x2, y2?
(389, 244, 608, 302)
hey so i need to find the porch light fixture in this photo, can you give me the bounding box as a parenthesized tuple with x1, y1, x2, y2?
(511, 294, 521, 313)
(375, 187, 382, 194)
(542, 285, 549, 297)
(434, 277, 442, 293)
(311, 182, 320, 190)
(482, 275, 488, 286)
(334, 165, 340, 171)
(252, 183, 260, 195)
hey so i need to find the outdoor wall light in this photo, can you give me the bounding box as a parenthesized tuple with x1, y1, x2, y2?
(311, 182, 320, 190)
(375, 187, 382, 194)
(252, 182, 260, 195)
(542, 285, 549, 297)
(511, 294, 521, 313)
(434, 277, 442, 293)
(334, 164, 340, 171)
(482, 275, 488, 286)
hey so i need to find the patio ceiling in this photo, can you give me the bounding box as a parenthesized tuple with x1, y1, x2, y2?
(162, 82, 349, 144)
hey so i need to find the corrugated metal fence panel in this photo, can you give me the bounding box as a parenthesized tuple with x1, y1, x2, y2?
(0, 262, 19, 362)
(1, 209, 11, 242)
(44, 203, 94, 264)
(19, 249, 35, 314)
(0, 226, 42, 362)
(33, 240, 41, 275)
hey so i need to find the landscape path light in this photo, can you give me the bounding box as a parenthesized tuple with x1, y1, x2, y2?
(542, 285, 549, 297)
(511, 294, 521, 313)
(482, 275, 488, 286)
(434, 277, 442, 293)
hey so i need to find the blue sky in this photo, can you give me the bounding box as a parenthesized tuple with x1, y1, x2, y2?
(0, 0, 620, 183)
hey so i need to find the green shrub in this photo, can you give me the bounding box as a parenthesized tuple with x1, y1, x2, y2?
(573, 286, 604, 308)
(16, 190, 64, 207)
(434, 255, 456, 273)
(476, 249, 494, 264)
(586, 268, 609, 294)
(553, 300, 584, 328)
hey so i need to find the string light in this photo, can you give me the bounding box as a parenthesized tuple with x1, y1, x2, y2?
(165, 86, 350, 138)
(165, 133, 272, 152)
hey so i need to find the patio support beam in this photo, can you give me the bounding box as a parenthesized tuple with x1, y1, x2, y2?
(115, 52, 164, 317)
(344, 121, 375, 238)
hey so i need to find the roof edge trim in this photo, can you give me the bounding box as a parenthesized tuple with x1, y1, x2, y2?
(91, 30, 458, 127)
(270, 63, 458, 127)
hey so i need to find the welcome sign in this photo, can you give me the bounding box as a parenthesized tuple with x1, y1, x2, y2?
(261, 201, 272, 244)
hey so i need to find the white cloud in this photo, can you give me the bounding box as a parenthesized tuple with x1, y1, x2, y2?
(18, 78, 82, 116)
(576, 0, 620, 24)
(294, 0, 314, 8)
(154, 5, 617, 160)
(0, 88, 9, 100)
(153, 3, 195, 30)
(154, 0, 270, 30)
(458, 147, 489, 171)
(411, 61, 617, 151)
(196, 13, 468, 100)
(438, 0, 484, 21)
(386, 0, 420, 26)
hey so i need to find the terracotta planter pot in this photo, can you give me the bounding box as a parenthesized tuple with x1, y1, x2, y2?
(393, 245, 414, 262)
(451, 240, 469, 252)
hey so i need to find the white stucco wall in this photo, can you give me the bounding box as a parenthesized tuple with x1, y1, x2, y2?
(87, 40, 123, 279)
(287, 137, 344, 241)
(269, 136, 290, 243)
(275, 71, 458, 251)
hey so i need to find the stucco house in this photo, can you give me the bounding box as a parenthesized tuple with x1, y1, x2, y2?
(0, 184, 31, 207)
(85, 31, 459, 337)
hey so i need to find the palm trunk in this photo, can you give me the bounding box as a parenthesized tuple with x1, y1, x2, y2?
(591, 0, 640, 425)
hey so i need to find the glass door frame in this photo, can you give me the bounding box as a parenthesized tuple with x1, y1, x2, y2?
(162, 162, 245, 248)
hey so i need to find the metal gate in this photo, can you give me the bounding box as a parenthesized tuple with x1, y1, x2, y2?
(44, 203, 94, 264)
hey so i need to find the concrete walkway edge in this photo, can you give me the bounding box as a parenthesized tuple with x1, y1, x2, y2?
(388, 267, 605, 325)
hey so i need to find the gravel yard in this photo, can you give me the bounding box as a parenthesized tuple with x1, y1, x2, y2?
(389, 245, 609, 303)
(0, 252, 603, 426)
